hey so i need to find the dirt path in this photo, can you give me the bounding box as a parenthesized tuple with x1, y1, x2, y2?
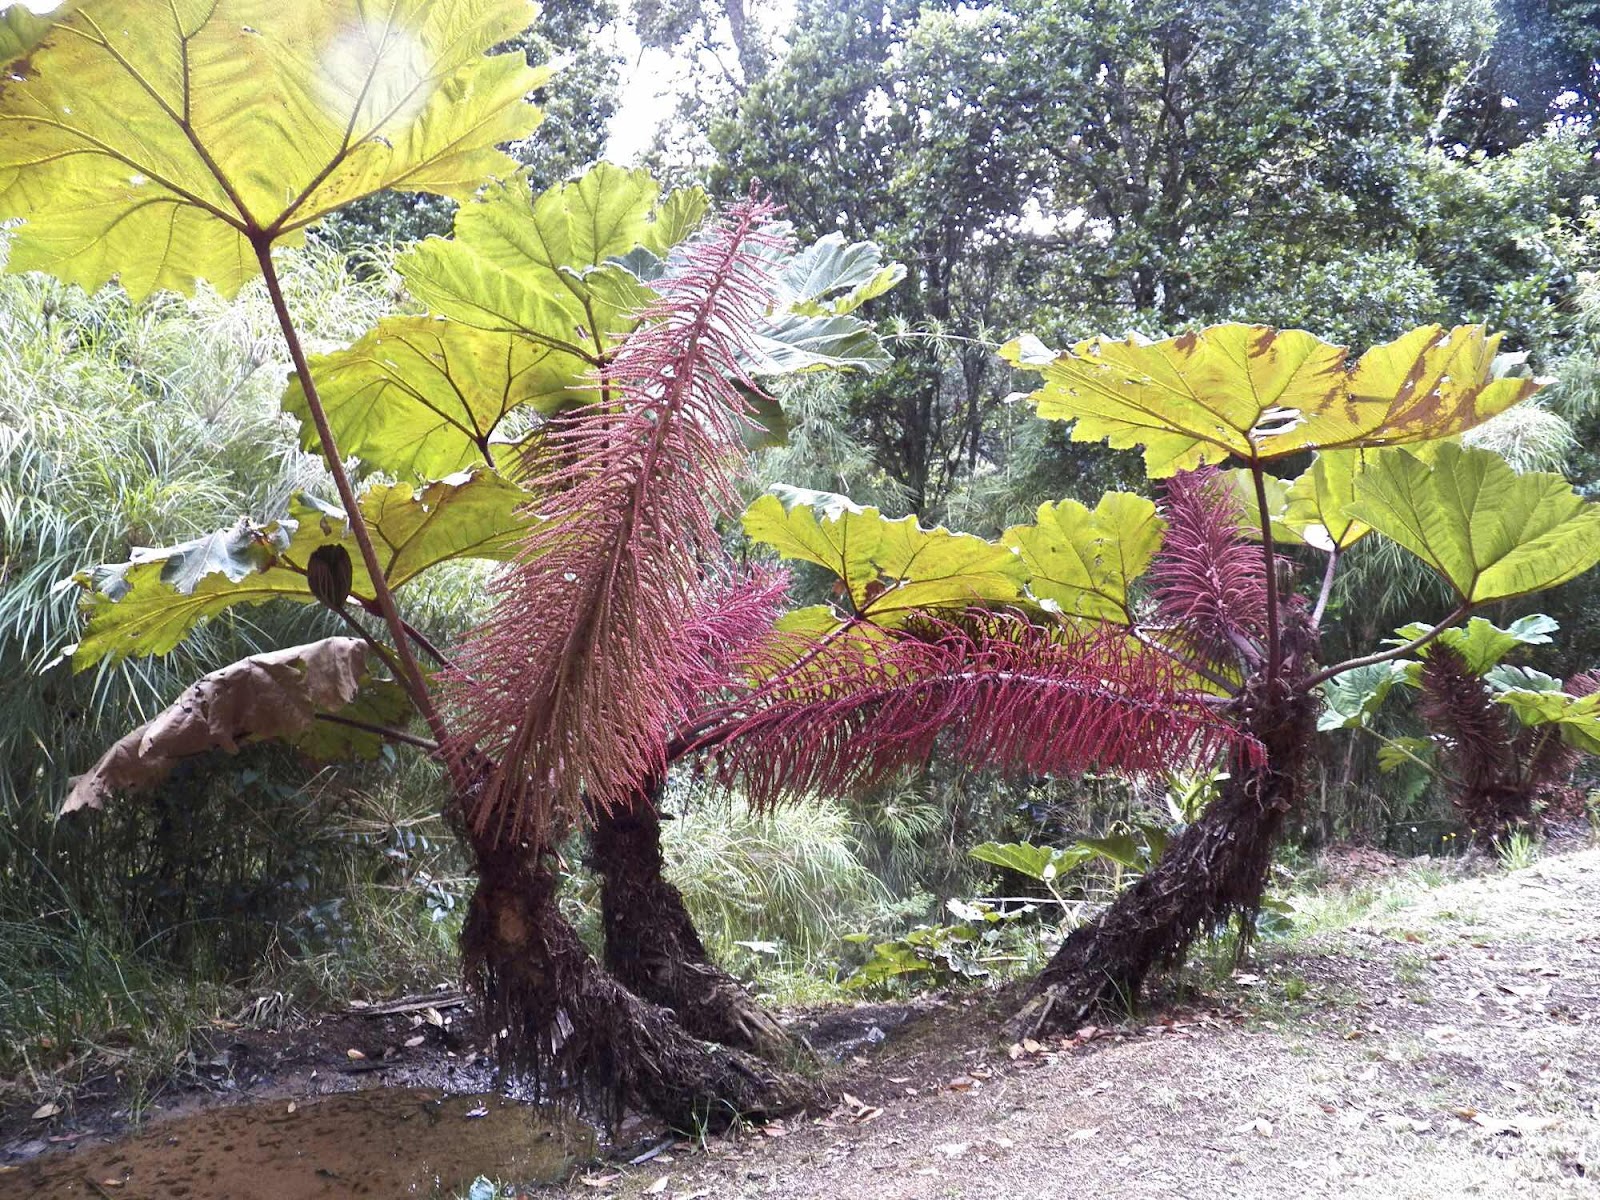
(579, 849, 1600, 1200)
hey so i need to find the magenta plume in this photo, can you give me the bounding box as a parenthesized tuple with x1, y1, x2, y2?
(448, 197, 788, 845)
(670, 563, 793, 706)
(700, 614, 1253, 808)
(1147, 468, 1270, 670)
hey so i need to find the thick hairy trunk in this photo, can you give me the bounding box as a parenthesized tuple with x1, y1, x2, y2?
(1009, 669, 1319, 1040)
(589, 786, 807, 1066)
(460, 834, 817, 1131)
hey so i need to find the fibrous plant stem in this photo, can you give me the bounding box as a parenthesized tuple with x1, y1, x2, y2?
(249, 235, 454, 776)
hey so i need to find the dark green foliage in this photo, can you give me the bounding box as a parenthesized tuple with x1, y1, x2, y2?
(712, 0, 1599, 515)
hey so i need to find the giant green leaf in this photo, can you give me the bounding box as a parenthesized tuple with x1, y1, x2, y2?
(742, 486, 1026, 623)
(743, 312, 895, 374)
(969, 841, 1092, 882)
(1347, 443, 1600, 603)
(1283, 450, 1373, 551)
(1003, 324, 1538, 478)
(1001, 493, 1165, 624)
(73, 471, 528, 665)
(1316, 661, 1409, 731)
(398, 165, 684, 357)
(0, 0, 544, 299)
(1494, 689, 1600, 754)
(1388, 613, 1559, 675)
(286, 315, 586, 481)
(779, 232, 907, 317)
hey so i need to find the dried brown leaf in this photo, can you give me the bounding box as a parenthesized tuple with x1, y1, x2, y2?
(62, 638, 374, 814)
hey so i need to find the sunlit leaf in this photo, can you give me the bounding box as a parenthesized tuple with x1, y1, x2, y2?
(1003, 324, 1539, 478)
(74, 471, 527, 665)
(1222, 469, 1305, 546)
(1347, 444, 1600, 603)
(969, 841, 1091, 882)
(742, 486, 1026, 623)
(0, 0, 545, 298)
(1282, 450, 1373, 551)
(397, 165, 679, 355)
(1002, 493, 1164, 624)
(1495, 688, 1600, 753)
(286, 315, 585, 481)
(1388, 613, 1559, 675)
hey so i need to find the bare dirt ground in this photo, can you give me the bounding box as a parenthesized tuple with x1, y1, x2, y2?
(570, 847, 1600, 1200)
(4, 845, 1596, 1198)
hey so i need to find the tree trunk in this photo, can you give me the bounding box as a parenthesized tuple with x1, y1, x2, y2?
(459, 832, 818, 1131)
(1008, 666, 1319, 1040)
(589, 784, 809, 1066)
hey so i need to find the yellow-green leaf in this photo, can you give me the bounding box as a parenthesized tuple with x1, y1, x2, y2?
(0, 0, 545, 299)
(1308, 324, 1537, 453)
(743, 486, 1026, 623)
(1346, 442, 1600, 603)
(1004, 324, 1539, 478)
(74, 471, 528, 665)
(1002, 493, 1165, 624)
(286, 315, 586, 481)
(1282, 450, 1374, 551)
(1003, 325, 1347, 476)
(1495, 688, 1600, 754)
(398, 165, 672, 355)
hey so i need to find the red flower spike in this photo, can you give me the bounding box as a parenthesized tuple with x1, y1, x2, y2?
(447, 196, 788, 846)
(703, 613, 1252, 809)
(1148, 468, 1270, 671)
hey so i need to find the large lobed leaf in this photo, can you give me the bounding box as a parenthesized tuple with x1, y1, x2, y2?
(0, 0, 545, 298)
(1495, 688, 1600, 754)
(329, 165, 899, 482)
(1388, 613, 1560, 676)
(1003, 324, 1539, 478)
(743, 486, 1028, 624)
(62, 637, 401, 813)
(1002, 493, 1165, 625)
(1347, 443, 1600, 604)
(397, 164, 689, 354)
(72, 471, 527, 665)
(283, 316, 586, 482)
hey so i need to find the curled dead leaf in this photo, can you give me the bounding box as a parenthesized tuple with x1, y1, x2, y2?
(62, 639, 375, 814)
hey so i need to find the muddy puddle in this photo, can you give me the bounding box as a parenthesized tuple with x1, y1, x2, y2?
(0, 1089, 594, 1199)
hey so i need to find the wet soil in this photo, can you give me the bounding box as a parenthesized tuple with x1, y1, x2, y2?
(0, 1089, 591, 1199)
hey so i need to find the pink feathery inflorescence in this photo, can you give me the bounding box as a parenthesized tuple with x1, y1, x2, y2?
(669, 562, 793, 706)
(447, 195, 788, 846)
(1147, 467, 1271, 671)
(701, 613, 1251, 809)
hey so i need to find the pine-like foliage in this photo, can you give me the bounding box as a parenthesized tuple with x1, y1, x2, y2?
(704, 614, 1250, 808)
(1147, 468, 1270, 670)
(449, 198, 786, 845)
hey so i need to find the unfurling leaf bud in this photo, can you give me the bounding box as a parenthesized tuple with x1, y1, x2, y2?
(307, 544, 354, 611)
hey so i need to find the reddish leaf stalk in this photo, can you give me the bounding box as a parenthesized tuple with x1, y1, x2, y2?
(251, 236, 454, 773)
